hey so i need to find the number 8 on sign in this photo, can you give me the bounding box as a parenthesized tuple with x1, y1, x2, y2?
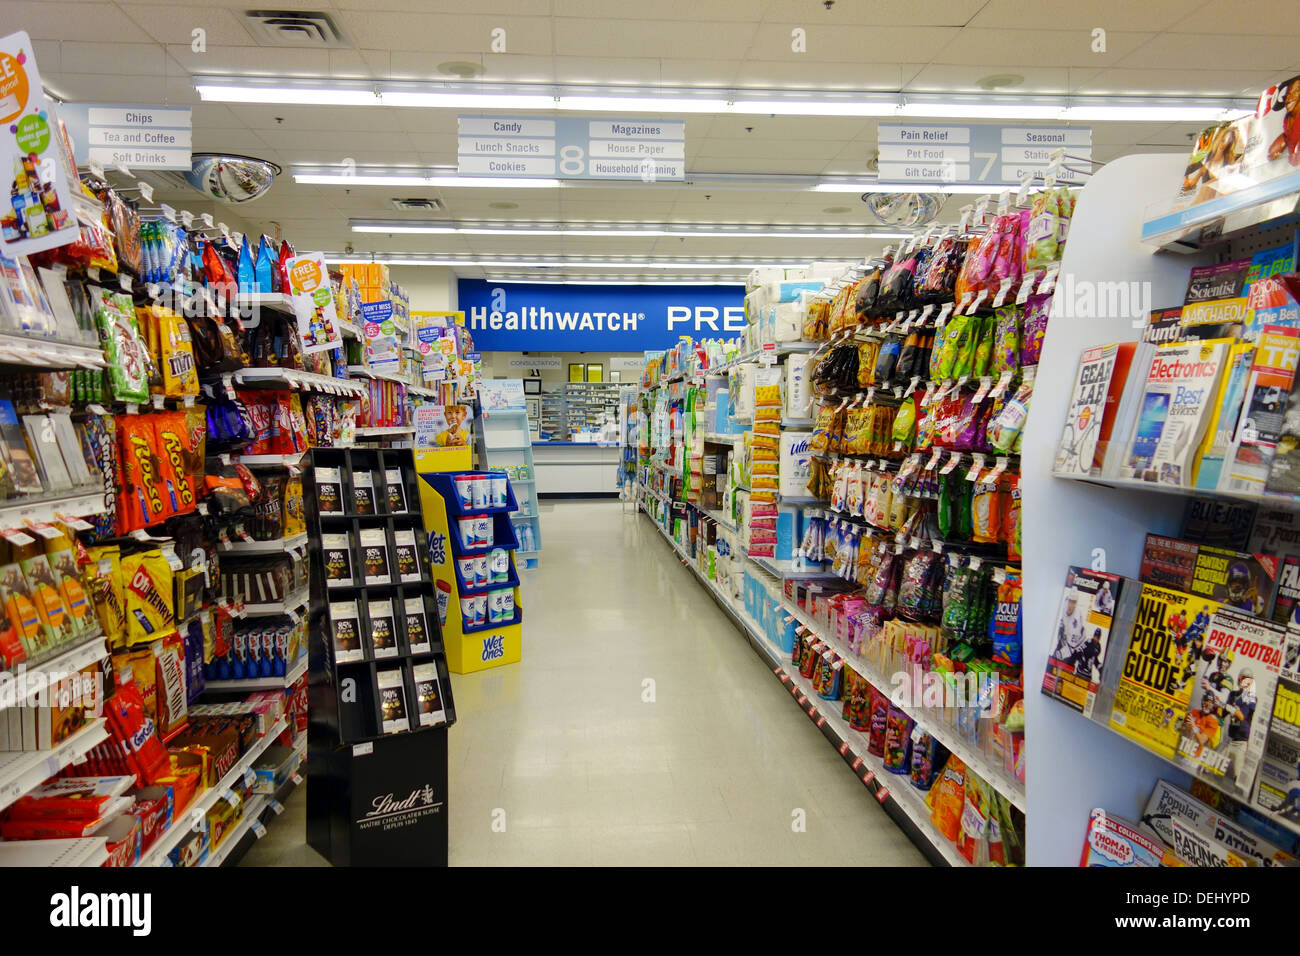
(559, 145, 585, 176)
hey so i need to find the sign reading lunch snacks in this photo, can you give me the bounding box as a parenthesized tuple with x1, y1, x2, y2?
(457, 116, 686, 181)
(458, 279, 744, 352)
(876, 124, 1092, 187)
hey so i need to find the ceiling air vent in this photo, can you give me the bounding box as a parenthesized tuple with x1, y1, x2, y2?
(244, 10, 348, 47)
(391, 198, 443, 211)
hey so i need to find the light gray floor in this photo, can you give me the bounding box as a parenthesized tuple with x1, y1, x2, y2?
(242, 498, 927, 866)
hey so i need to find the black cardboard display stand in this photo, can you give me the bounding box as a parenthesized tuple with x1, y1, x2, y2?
(303, 447, 457, 866)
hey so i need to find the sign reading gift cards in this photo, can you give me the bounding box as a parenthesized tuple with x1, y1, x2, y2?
(459, 279, 745, 352)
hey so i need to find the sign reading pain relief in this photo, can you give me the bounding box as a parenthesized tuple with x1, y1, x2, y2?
(458, 116, 686, 181)
(458, 280, 744, 352)
(877, 124, 1091, 186)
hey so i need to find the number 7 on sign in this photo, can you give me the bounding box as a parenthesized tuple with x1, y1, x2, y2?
(974, 152, 996, 181)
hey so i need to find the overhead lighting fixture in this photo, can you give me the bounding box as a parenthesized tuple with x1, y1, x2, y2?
(811, 182, 997, 194)
(196, 75, 1254, 122)
(347, 218, 909, 240)
(322, 254, 856, 272)
(293, 169, 562, 188)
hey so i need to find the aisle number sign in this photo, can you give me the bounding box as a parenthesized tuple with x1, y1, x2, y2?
(458, 116, 686, 181)
(877, 124, 1091, 187)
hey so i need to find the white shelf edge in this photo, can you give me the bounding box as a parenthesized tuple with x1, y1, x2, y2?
(0, 634, 108, 713)
(0, 719, 111, 813)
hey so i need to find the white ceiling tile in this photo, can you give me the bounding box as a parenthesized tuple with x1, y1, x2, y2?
(765, 0, 984, 26)
(930, 28, 1155, 68)
(968, 0, 1201, 31)
(696, 137, 847, 160)
(38, 73, 166, 101)
(30, 40, 62, 74)
(690, 158, 829, 175)
(746, 24, 962, 65)
(116, 5, 250, 46)
(223, 104, 416, 132)
(339, 0, 553, 11)
(554, 0, 771, 20)
(334, 12, 554, 55)
(1074, 68, 1277, 97)
(731, 61, 908, 91)
(1171, 1, 1300, 36)
(704, 115, 875, 141)
(328, 49, 374, 79)
(1111, 34, 1300, 71)
(553, 18, 756, 60)
(385, 50, 486, 80)
(168, 43, 334, 76)
(10, 2, 156, 42)
(905, 65, 1077, 95)
(51, 41, 169, 76)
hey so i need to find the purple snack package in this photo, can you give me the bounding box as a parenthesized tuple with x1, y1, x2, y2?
(1020, 293, 1051, 367)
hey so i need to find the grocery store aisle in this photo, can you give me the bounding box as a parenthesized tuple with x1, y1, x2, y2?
(442, 499, 927, 866)
(244, 498, 927, 867)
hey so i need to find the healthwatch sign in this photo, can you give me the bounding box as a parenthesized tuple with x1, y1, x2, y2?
(458, 280, 745, 352)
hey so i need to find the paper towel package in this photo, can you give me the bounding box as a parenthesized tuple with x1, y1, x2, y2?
(773, 301, 803, 342)
(776, 505, 798, 561)
(780, 430, 814, 498)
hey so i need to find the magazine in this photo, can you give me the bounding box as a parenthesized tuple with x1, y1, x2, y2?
(1220, 325, 1299, 494)
(1101, 309, 1184, 478)
(1079, 809, 1172, 867)
(1180, 259, 1253, 340)
(1139, 533, 1277, 617)
(1042, 567, 1126, 719)
(1252, 662, 1300, 828)
(1173, 608, 1286, 800)
(1179, 497, 1257, 550)
(1054, 343, 1135, 476)
(1194, 341, 1253, 489)
(1110, 584, 1221, 759)
(1121, 339, 1230, 487)
(1143, 779, 1296, 867)
(1274, 557, 1300, 626)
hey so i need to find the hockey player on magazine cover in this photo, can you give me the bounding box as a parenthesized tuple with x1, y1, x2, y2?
(1175, 607, 1286, 799)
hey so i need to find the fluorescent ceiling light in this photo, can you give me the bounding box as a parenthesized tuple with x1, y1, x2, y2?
(347, 218, 909, 240)
(324, 255, 851, 271)
(811, 182, 1003, 194)
(294, 171, 562, 188)
(196, 75, 1254, 122)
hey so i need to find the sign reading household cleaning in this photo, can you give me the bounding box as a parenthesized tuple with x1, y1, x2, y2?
(877, 124, 1091, 186)
(458, 280, 744, 352)
(59, 103, 192, 170)
(458, 116, 686, 181)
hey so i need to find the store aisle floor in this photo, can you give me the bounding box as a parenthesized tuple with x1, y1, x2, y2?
(244, 499, 928, 867)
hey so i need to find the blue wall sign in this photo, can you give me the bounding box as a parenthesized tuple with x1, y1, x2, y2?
(458, 280, 746, 352)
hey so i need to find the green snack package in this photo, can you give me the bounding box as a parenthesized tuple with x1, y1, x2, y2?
(92, 289, 150, 404)
(892, 396, 916, 447)
(952, 316, 980, 380)
(936, 314, 967, 380)
(936, 474, 952, 538)
(972, 314, 996, 379)
(930, 318, 951, 380)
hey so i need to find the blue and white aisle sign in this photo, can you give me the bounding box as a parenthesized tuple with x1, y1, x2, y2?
(59, 103, 192, 170)
(458, 116, 686, 181)
(458, 279, 745, 352)
(877, 124, 1091, 186)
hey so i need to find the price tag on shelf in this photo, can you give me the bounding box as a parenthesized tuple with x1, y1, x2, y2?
(904, 375, 920, 398)
(1016, 173, 1034, 207)
(919, 303, 935, 325)
(984, 455, 1010, 485)
(180, 210, 195, 229)
(243, 768, 256, 788)
(936, 302, 954, 324)
(1039, 263, 1061, 296)
(251, 821, 268, 839)
(957, 292, 973, 315)
(218, 527, 232, 547)
(973, 196, 990, 222)
(993, 567, 1008, 584)
(56, 514, 95, 532)
(965, 453, 987, 482)
(876, 785, 890, 804)
(24, 521, 61, 539)
(133, 179, 153, 201)
(969, 555, 983, 570)
(996, 189, 1012, 215)
(851, 756, 864, 771)
(291, 772, 304, 787)
(925, 447, 944, 471)
(219, 222, 231, 240)
(931, 537, 945, 554)
(201, 213, 214, 228)
(118, 272, 132, 293)
(940, 452, 962, 476)
(990, 370, 1014, 400)
(862, 770, 876, 786)
(1, 529, 36, 546)
(971, 376, 993, 404)
(270, 799, 285, 816)
(991, 277, 1014, 308)
(958, 205, 973, 232)
(160, 203, 176, 223)
(352, 742, 373, 757)
(151, 394, 165, 410)
(967, 289, 988, 315)
(87, 159, 105, 178)
(1016, 270, 1041, 305)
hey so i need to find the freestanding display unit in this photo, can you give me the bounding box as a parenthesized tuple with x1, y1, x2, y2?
(303, 446, 457, 866)
(418, 471, 525, 674)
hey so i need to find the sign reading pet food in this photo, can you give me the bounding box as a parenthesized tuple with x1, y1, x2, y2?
(285, 253, 344, 354)
(877, 124, 1091, 186)
(0, 32, 79, 256)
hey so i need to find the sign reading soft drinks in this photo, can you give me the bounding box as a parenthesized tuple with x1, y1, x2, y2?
(458, 279, 745, 352)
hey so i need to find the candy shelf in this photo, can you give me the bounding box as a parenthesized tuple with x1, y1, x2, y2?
(750, 555, 841, 581)
(347, 364, 416, 386)
(0, 332, 106, 370)
(242, 587, 309, 617)
(203, 651, 308, 693)
(0, 488, 107, 529)
(219, 532, 308, 554)
(233, 452, 307, 468)
(0, 837, 108, 867)
(202, 794, 270, 868)
(353, 426, 416, 438)
(207, 748, 307, 868)
(234, 367, 366, 397)
(138, 715, 288, 866)
(0, 720, 110, 814)
(0, 632, 108, 713)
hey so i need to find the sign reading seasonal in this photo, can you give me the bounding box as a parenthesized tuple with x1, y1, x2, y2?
(0, 32, 79, 256)
(285, 253, 344, 354)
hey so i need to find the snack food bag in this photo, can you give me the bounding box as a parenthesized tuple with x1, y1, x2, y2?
(927, 754, 968, 843)
(104, 665, 170, 786)
(92, 289, 150, 404)
(122, 550, 177, 647)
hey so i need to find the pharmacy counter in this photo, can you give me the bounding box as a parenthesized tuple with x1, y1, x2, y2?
(532, 442, 621, 497)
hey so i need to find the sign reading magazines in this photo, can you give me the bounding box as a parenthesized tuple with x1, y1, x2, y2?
(458, 116, 686, 181)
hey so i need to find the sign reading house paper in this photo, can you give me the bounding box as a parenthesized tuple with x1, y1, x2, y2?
(458, 279, 744, 352)
(458, 116, 685, 181)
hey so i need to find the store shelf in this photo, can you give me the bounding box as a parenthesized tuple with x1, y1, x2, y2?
(233, 367, 366, 397)
(353, 426, 415, 438)
(0, 836, 109, 867)
(703, 432, 743, 444)
(0, 487, 106, 529)
(140, 715, 289, 866)
(701, 506, 737, 532)
(782, 418, 816, 428)
(641, 506, 967, 867)
(778, 495, 823, 506)
(408, 384, 440, 398)
(220, 532, 308, 554)
(234, 452, 306, 468)
(1140, 168, 1300, 252)
(202, 794, 270, 868)
(749, 554, 841, 580)
(0, 719, 110, 814)
(0, 332, 106, 369)
(338, 319, 361, 340)
(235, 292, 295, 315)
(347, 365, 416, 386)
(783, 597, 1026, 812)
(207, 748, 307, 868)
(1052, 470, 1300, 509)
(203, 652, 307, 693)
(486, 444, 531, 452)
(242, 587, 309, 617)
(0, 633, 108, 713)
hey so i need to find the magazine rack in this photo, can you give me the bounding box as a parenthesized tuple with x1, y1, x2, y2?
(418, 471, 525, 674)
(303, 446, 457, 866)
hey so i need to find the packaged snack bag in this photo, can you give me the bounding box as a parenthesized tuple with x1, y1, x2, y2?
(867, 685, 890, 755)
(45, 544, 91, 637)
(20, 552, 73, 647)
(1, 562, 47, 657)
(910, 732, 948, 791)
(927, 754, 967, 842)
(957, 771, 990, 864)
(987, 382, 1032, 452)
(119, 413, 171, 529)
(154, 411, 196, 515)
(992, 306, 1021, 377)
(1019, 295, 1051, 367)
(991, 572, 1023, 668)
(92, 289, 150, 404)
(883, 706, 914, 773)
(104, 664, 170, 786)
(156, 308, 199, 398)
(123, 550, 177, 647)
(970, 477, 1001, 543)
